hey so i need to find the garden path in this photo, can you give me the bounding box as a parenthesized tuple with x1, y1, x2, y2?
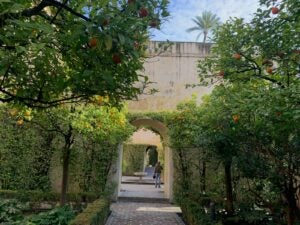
(105, 202, 185, 225)
(105, 177, 185, 225)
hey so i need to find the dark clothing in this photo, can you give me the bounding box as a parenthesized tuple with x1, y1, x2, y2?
(154, 165, 162, 174)
(154, 164, 162, 188)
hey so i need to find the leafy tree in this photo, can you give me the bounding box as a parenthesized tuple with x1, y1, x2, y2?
(196, 0, 300, 223)
(202, 82, 300, 224)
(233, 82, 300, 225)
(0, 102, 133, 205)
(169, 81, 300, 224)
(0, 0, 169, 108)
(73, 104, 134, 194)
(198, 0, 300, 87)
(186, 10, 220, 43)
(167, 97, 201, 195)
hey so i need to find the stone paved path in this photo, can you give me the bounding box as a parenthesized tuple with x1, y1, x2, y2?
(105, 202, 185, 225)
(119, 184, 166, 199)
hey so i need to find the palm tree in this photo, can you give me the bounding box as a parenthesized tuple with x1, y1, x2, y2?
(186, 11, 220, 43)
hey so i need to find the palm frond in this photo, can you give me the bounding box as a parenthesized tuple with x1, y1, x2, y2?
(186, 10, 221, 42)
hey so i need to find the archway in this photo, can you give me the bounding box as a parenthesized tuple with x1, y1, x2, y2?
(113, 118, 174, 201)
(145, 145, 158, 167)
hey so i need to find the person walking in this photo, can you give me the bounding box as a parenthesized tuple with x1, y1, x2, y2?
(154, 162, 163, 188)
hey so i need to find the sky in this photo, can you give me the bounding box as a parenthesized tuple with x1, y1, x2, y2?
(150, 0, 260, 42)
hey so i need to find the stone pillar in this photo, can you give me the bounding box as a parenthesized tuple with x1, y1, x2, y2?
(110, 143, 123, 201)
(168, 146, 174, 203)
(164, 146, 174, 202)
(143, 148, 148, 171)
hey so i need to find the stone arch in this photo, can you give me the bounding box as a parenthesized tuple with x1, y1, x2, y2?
(131, 118, 169, 143)
(114, 117, 174, 201)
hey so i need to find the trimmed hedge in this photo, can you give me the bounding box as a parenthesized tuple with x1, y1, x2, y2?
(69, 199, 109, 225)
(122, 144, 147, 176)
(0, 190, 98, 203)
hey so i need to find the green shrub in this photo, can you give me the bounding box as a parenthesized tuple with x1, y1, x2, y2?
(0, 199, 27, 223)
(182, 200, 215, 225)
(14, 206, 75, 225)
(7, 206, 75, 225)
(70, 199, 109, 225)
(0, 190, 98, 203)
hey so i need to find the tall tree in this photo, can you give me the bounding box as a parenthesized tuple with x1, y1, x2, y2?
(186, 10, 220, 43)
(0, 0, 169, 108)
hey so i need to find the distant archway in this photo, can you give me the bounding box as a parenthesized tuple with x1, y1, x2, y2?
(113, 117, 174, 201)
(146, 145, 158, 167)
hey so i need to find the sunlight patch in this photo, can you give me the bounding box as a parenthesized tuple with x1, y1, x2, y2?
(136, 206, 181, 213)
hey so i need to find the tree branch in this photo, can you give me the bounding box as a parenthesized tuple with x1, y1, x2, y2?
(0, 1, 49, 26)
(0, 0, 91, 28)
(254, 74, 285, 88)
(0, 64, 12, 88)
(0, 86, 89, 108)
(45, 0, 91, 22)
(50, 0, 69, 24)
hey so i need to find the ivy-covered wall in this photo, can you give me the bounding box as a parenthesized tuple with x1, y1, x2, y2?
(0, 104, 133, 200)
(0, 107, 53, 191)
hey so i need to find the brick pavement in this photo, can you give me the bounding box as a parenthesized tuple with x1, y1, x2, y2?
(105, 202, 185, 225)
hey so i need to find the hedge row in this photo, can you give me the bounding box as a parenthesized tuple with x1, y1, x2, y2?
(70, 198, 110, 225)
(0, 190, 98, 203)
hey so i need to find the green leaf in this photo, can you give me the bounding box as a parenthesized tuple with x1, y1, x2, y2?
(104, 35, 112, 50)
(9, 3, 25, 12)
(118, 34, 126, 45)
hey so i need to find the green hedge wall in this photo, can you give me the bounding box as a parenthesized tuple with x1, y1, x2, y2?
(122, 144, 147, 176)
(0, 190, 98, 203)
(69, 198, 109, 225)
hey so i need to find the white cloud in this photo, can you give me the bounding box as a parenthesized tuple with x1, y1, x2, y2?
(150, 0, 260, 42)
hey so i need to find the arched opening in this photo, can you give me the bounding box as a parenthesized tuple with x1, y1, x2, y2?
(145, 145, 158, 167)
(113, 118, 174, 201)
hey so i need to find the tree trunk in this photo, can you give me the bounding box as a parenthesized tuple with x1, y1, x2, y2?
(60, 125, 74, 206)
(203, 31, 207, 44)
(178, 148, 189, 194)
(224, 160, 234, 214)
(283, 177, 299, 225)
(199, 160, 206, 193)
(202, 31, 207, 54)
(60, 146, 71, 206)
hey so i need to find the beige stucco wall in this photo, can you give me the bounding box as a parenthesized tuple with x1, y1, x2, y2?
(122, 42, 212, 201)
(127, 41, 213, 112)
(128, 129, 162, 147)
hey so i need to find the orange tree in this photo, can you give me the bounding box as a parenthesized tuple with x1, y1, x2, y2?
(0, 0, 169, 108)
(167, 97, 203, 196)
(196, 0, 300, 223)
(232, 82, 300, 225)
(167, 81, 299, 224)
(206, 82, 300, 224)
(167, 92, 244, 224)
(198, 0, 299, 87)
(17, 103, 134, 205)
(72, 104, 134, 195)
